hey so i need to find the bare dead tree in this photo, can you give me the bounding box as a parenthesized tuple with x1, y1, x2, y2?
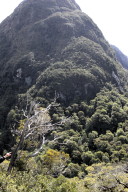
(7, 96, 70, 173)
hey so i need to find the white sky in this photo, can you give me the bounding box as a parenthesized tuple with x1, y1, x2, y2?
(0, 0, 128, 55)
(75, 0, 128, 55)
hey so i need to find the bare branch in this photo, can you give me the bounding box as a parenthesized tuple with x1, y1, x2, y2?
(8, 96, 71, 173)
(27, 135, 46, 157)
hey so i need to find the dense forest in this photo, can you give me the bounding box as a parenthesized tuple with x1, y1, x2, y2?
(0, 0, 128, 191)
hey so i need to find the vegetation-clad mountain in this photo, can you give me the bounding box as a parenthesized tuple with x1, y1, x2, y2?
(111, 45, 128, 70)
(0, 0, 128, 191)
(0, 0, 127, 126)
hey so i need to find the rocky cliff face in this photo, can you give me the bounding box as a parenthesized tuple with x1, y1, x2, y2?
(0, 0, 127, 128)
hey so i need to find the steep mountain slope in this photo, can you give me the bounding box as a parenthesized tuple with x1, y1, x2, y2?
(0, 0, 128, 156)
(0, 1, 128, 188)
(111, 45, 128, 70)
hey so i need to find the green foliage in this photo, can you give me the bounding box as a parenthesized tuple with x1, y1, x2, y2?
(36, 63, 97, 104)
(82, 151, 95, 165)
(63, 163, 81, 178)
(0, 1, 128, 189)
(47, 86, 128, 166)
(0, 161, 128, 192)
(38, 149, 70, 177)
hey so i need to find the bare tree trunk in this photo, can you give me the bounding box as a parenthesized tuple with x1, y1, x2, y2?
(7, 121, 28, 173)
(7, 98, 67, 173)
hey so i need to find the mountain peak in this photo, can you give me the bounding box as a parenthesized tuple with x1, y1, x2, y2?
(12, 0, 80, 24)
(1, 0, 81, 34)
